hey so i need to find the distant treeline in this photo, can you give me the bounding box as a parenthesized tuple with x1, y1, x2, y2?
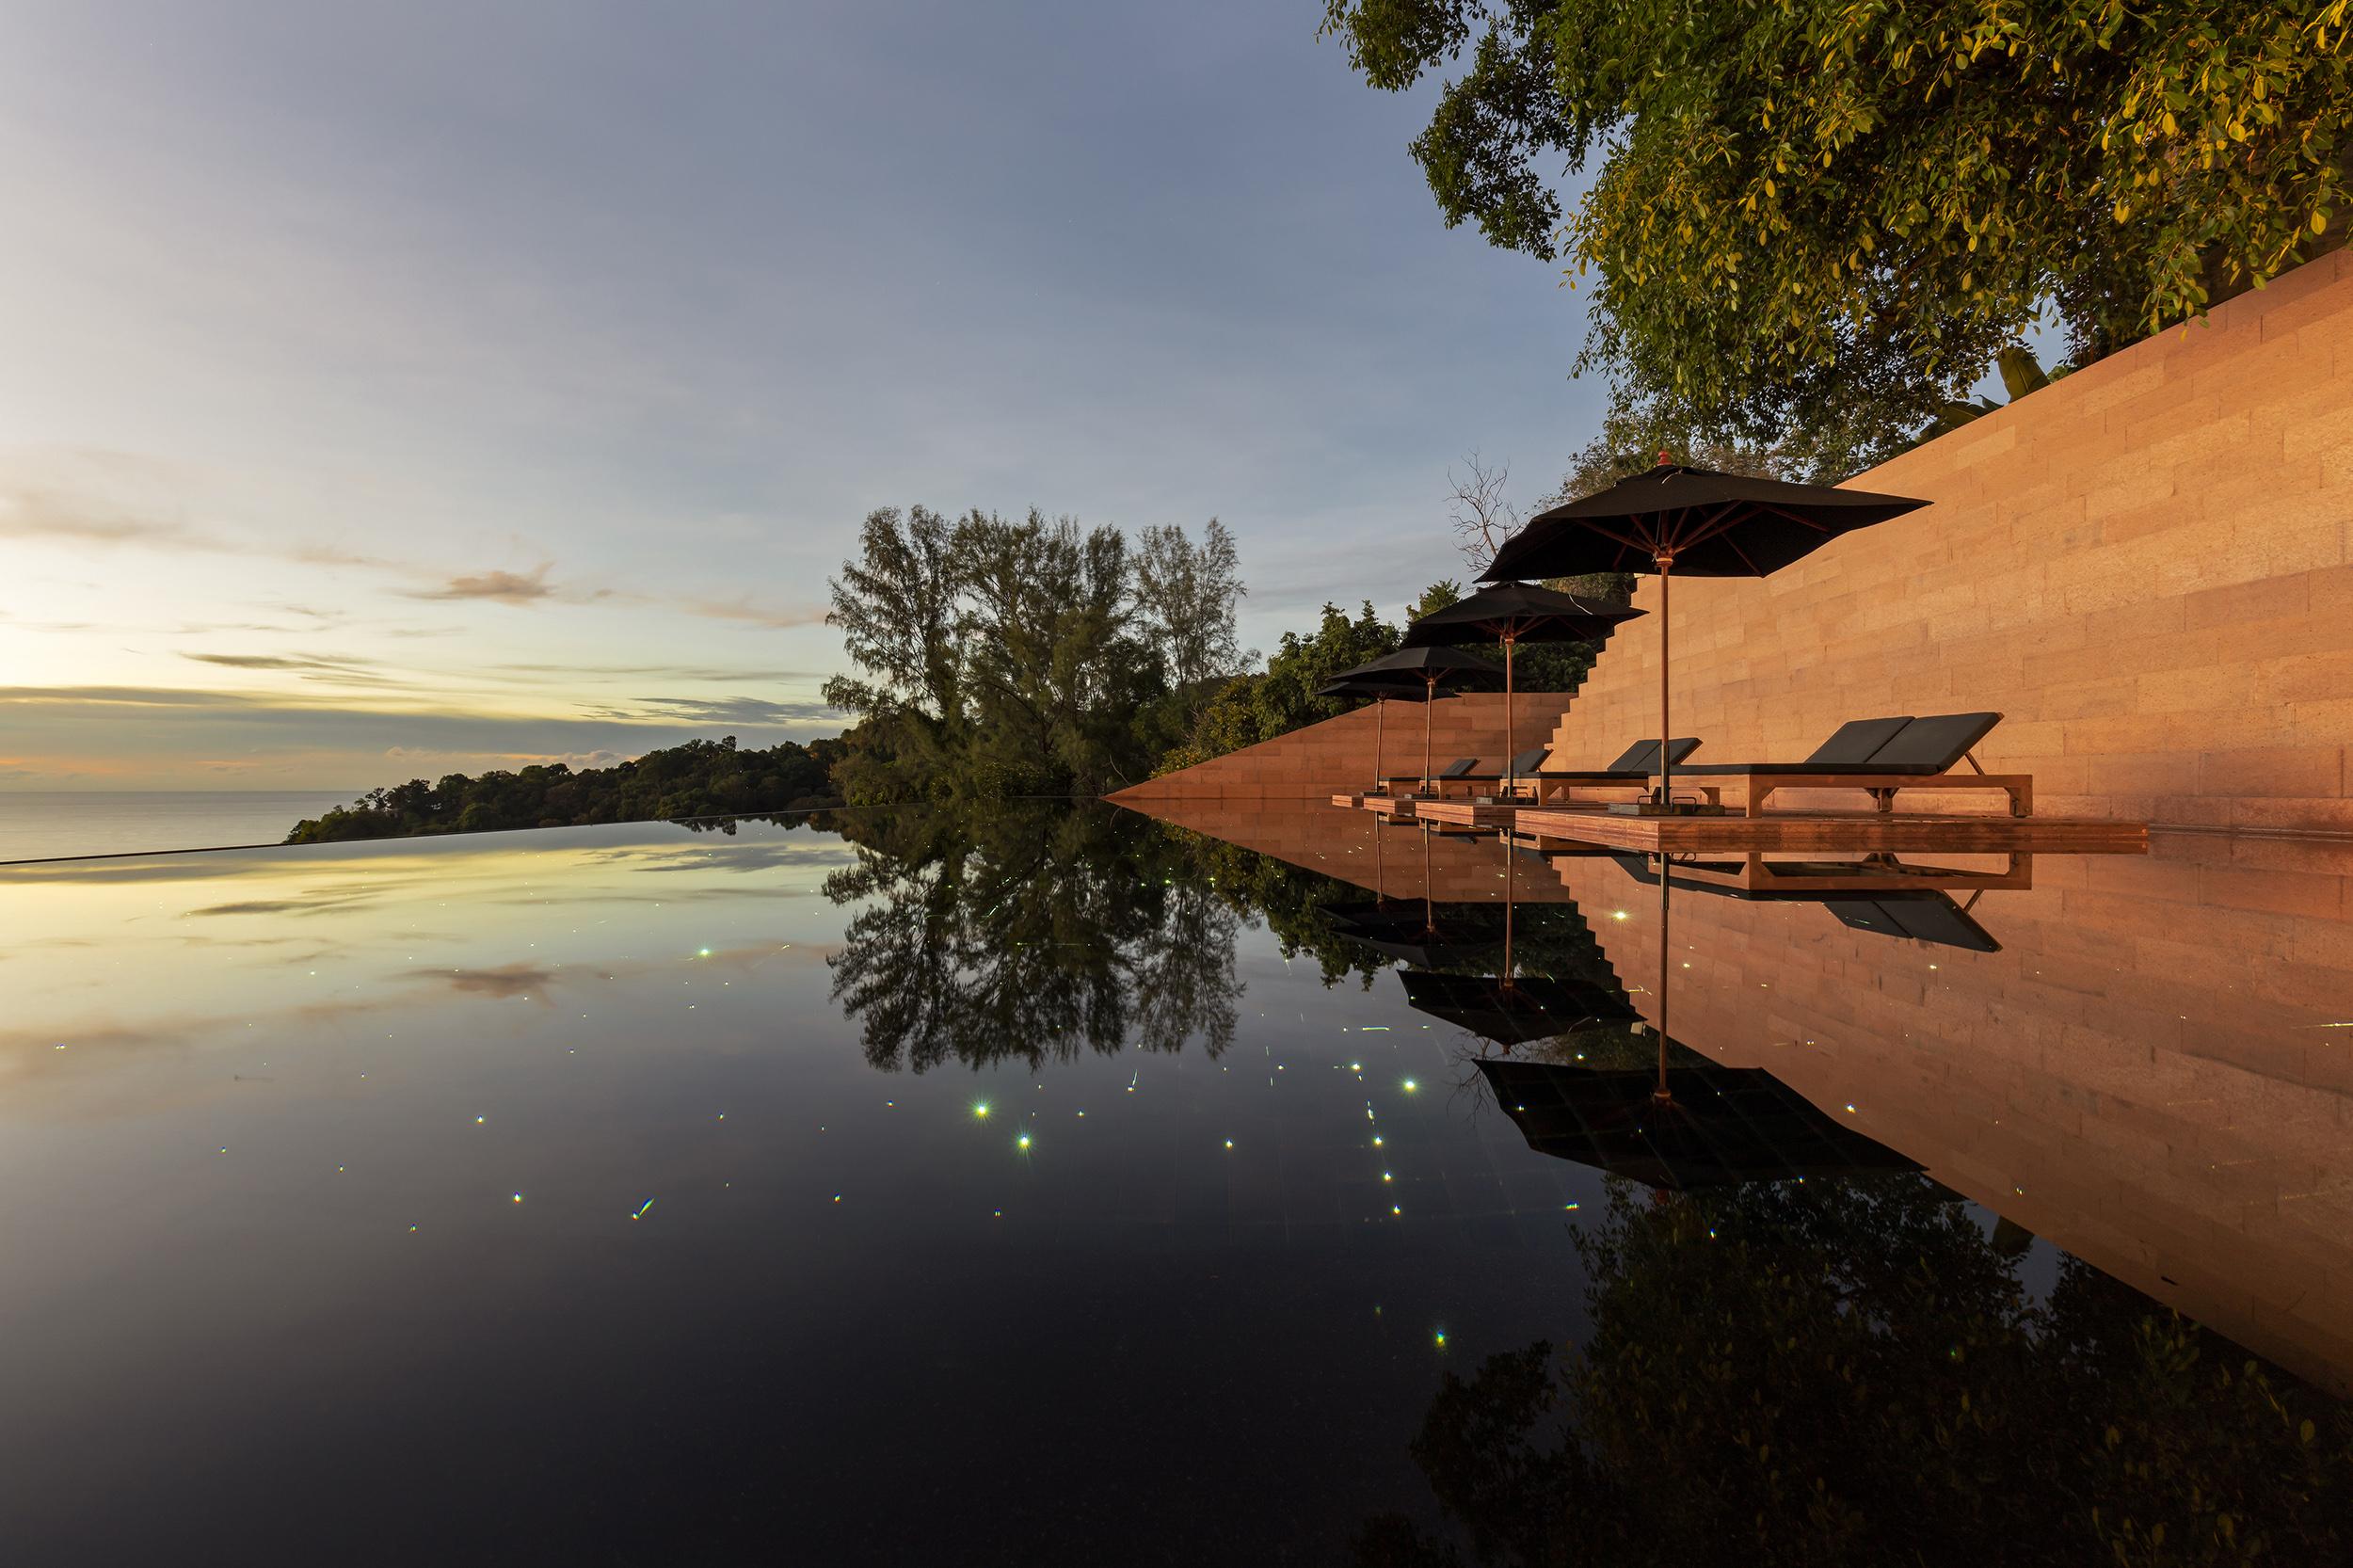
(283, 736, 843, 844)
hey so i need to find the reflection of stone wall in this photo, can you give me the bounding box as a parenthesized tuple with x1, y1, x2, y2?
(1550, 839, 2353, 1395)
(1553, 251, 2353, 832)
(1128, 799, 1584, 904)
(1112, 692, 1578, 802)
(1132, 797, 2353, 1390)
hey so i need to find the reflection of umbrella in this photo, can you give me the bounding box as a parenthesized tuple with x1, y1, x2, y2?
(1401, 971, 1637, 1047)
(1401, 584, 1645, 797)
(1331, 647, 1505, 792)
(1485, 461, 1927, 811)
(1328, 903, 1507, 969)
(1478, 1058, 1919, 1190)
(1316, 678, 1458, 793)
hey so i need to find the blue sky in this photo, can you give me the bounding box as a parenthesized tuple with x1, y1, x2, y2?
(0, 0, 1610, 786)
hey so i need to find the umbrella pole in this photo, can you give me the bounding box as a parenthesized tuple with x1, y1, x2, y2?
(1503, 632, 1516, 799)
(1654, 854, 1673, 1104)
(1422, 678, 1435, 792)
(1655, 557, 1673, 807)
(1502, 842, 1513, 989)
(1422, 821, 1433, 931)
(1372, 696, 1385, 793)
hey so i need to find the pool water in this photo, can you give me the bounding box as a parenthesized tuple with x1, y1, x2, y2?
(2, 803, 2347, 1564)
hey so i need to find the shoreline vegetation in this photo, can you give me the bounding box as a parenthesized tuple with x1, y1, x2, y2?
(282, 736, 843, 844)
(286, 512, 1633, 846)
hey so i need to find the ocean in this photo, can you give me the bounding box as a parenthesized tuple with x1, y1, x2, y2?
(0, 790, 360, 863)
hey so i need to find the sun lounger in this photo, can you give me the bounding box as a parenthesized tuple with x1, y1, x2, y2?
(1384, 750, 1546, 798)
(1513, 737, 1701, 802)
(1672, 712, 2028, 816)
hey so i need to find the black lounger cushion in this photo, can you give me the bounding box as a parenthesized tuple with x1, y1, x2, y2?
(1803, 716, 1915, 765)
(1863, 712, 2002, 772)
(1599, 737, 1703, 774)
(1509, 747, 1549, 776)
(1438, 759, 1477, 778)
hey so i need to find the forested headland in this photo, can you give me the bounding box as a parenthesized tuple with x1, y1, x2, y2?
(283, 736, 842, 843)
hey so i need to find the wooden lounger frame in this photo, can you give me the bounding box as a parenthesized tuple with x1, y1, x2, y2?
(1680, 751, 2032, 819)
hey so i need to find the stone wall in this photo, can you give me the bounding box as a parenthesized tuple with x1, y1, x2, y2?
(1113, 690, 1579, 802)
(1550, 250, 2353, 833)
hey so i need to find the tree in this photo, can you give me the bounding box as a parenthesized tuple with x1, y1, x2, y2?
(1445, 451, 1519, 572)
(1134, 519, 1249, 692)
(825, 504, 1249, 800)
(1322, 1, 2353, 470)
(1157, 600, 1404, 773)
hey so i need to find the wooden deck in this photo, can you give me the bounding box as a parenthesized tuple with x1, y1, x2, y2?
(1409, 799, 1525, 829)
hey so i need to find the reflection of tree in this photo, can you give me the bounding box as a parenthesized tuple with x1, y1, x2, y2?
(824, 803, 1245, 1072)
(1362, 1176, 2353, 1566)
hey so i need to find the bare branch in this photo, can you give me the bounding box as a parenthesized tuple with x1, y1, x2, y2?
(1445, 449, 1519, 570)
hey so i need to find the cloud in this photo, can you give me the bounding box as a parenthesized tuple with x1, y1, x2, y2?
(0, 482, 194, 547)
(383, 745, 632, 771)
(584, 695, 841, 726)
(488, 662, 822, 682)
(677, 593, 830, 629)
(411, 962, 561, 1003)
(405, 564, 557, 604)
(179, 651, 419, 692)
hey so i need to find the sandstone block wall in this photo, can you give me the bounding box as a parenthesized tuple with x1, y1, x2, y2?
(1552, 250, 2353, 833)
(1114, 691, 1579, 802)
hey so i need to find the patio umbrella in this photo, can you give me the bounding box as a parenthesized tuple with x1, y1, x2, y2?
(1401, 971, 1635, 1048)
(1329, 646, 1504, 791)
(1482, 459, 1928, 810)
(1476, 1057, 1919, 1190)
(1401, 584, 1645, 798)
(1314, 677, 1459, 794)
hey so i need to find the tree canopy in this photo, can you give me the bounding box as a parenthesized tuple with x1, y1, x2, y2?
(824, 506, 1247, 800)
(284, 735, 842, 843)
(1323, 0, 2353, 472)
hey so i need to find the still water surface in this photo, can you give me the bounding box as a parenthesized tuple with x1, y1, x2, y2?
(2, 803, 2346, 1564)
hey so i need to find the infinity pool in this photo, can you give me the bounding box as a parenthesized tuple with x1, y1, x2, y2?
(4, 803, 2346, 1564)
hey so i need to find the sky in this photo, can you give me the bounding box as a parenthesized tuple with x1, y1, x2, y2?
(0, 0, 1613, 789)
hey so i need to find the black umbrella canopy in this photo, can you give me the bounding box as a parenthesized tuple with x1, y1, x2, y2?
(1477, 462, 1927, 810)
(1401, 582, 1644, 645)
(1332, 646, 1506, 685)
(1329, 648, 1505, 792)
(1484, 463, 1929, 582)
(1314, 677, 1453, 702)
(1398, 587, 1639, 794)
(1315, 679, 1456, 792)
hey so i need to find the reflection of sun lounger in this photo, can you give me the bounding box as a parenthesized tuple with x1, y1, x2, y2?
(1823, 895, 2001, 952)
(1606, 854, 2004, 952)
(1673, 712, 2029, 817)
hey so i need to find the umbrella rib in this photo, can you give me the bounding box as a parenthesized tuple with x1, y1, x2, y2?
(1720, 530, 1765, 576)
(1753, 502, 1835, 533)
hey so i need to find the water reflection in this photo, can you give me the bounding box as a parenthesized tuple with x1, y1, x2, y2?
(1363, 1170, 2352, 1565)
(823, 803, 1246, 1068)
(3, 801, 2349, 1563)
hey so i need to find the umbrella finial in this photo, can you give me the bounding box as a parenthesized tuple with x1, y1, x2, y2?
(1656, 449, 1673, 467)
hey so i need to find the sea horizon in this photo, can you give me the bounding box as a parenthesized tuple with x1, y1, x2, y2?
(0, 788, 362, 863)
